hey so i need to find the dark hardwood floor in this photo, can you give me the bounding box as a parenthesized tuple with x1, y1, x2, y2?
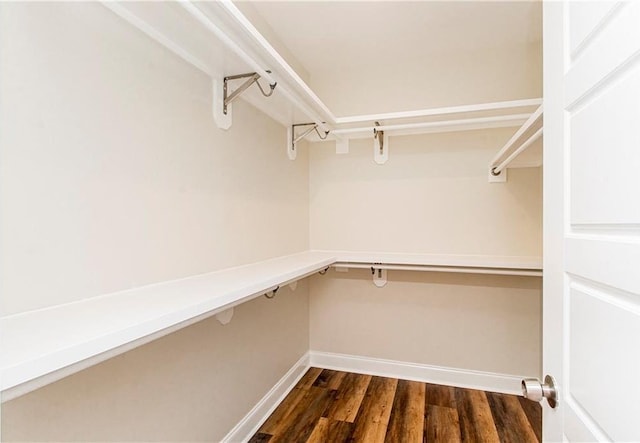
(250, 368, 541, 443)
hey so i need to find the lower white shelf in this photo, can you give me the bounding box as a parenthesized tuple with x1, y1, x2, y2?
(0, 251, 336, 401)
(0, 250, 541, 402)
(326, 250, 542, 276)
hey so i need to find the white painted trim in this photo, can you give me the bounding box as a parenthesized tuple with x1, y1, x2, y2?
(221, 353, 311, 443)
(309, 351, 528, 395)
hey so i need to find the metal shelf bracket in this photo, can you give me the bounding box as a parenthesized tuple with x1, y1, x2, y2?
(213, 72, 276, 130)
(289, 122, 329, 160)
(373, 122, 389, 164)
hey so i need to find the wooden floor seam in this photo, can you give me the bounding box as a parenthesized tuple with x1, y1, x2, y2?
(249, 367, 541, 443)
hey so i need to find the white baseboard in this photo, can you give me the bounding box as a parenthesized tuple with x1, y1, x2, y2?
(223, 351, 528, 442)
(309, 350, 526, 395)
(221, 353, 311, 443)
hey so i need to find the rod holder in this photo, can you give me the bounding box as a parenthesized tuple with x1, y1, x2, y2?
(289, 122, 329, 160)
(370, 264, 387, 287)
(224, 71, 276, 115)
(373, 122, 389, 164)
(264, 286, 280, 299)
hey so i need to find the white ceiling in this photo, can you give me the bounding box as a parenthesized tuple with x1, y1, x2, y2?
(248, 1, 542, 78)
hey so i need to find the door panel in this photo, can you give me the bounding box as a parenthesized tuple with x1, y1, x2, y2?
(570, 66, 640, 224)
(545, 1, 640, 441)
(569, 1, 618, 56)
(569, 283, 640, 441)
(566, 238, 640, 295)
(565, 2, 639, 107)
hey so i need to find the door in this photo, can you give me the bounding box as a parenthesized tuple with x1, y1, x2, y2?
(543, 1, 640, 441)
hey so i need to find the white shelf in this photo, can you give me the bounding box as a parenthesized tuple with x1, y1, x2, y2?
(0, 249, 541, 401)
(0, 251, 336, 401)
(328, 250, 542, 270)
(103, 2, 542, 146)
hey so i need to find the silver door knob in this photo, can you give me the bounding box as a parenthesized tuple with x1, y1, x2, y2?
(521, 374, 558, 408)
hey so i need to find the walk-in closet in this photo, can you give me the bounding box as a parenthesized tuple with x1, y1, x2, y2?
(1, 1, 638, 442)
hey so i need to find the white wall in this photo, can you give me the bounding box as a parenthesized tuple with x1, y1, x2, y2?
(310, 131, 542, 256)
(310, 271, 541, 377)
(308, 131, 543, 378)
(2, 286, 309, 442)
(0, 3, 309, 440)
(309, 43, 542, 116)
(0, 3, 309, 316)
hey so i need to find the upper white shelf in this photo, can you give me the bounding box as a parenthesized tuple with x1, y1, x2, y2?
(0, 251, 336, 402)
(102, 2, 542, 146)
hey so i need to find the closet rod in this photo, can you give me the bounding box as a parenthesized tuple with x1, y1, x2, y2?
(336, 98, 543, 125)
(331, 114, 531, 137)
(333, 263, 542, 277)
(491, 127, 543, 175)
(490, 105, 543, 166)
(178, 1, 331, 133)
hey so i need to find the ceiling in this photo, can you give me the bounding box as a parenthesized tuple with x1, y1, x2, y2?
(247, 1, 542, 78)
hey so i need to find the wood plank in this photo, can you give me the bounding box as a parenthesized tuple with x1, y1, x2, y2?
(324, 372, 373, 422)
(351, 376, 399, 443)
(258, 369, 322, 436)
(384, 380, 425, 443)
(425, 405, 461, 443)
(313, 369, 348, 390)
(299, 367, 324, 389)
(455, 388, 500, 443)
(258, 387, 308, 435)
(270, 386, 334, 443)
(426, 383, 457, 408)
(487, 392, 539, 443)
(518, 397, 542, 443)
(253, 373, 542, 443)
(305, 417, 353, 443)
(248, 433, 272, 443)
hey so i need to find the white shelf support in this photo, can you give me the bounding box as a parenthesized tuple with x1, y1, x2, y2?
(215, 308, 234, 325)
(213, 77, 232, 130)
(372, 266, 388, 287)
(286, 126, 296, 160)
(373, 122, 389, 164)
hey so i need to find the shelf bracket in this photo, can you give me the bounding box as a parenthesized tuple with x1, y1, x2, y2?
(215, 307, 234, 325)
(289, 122, 329, 160)
(371, 264, 387, 288)
(373, 122, 389, 164)
(213, 72, 277, 130)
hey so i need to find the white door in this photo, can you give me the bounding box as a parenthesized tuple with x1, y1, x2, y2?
(543, 1, 640, 441)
